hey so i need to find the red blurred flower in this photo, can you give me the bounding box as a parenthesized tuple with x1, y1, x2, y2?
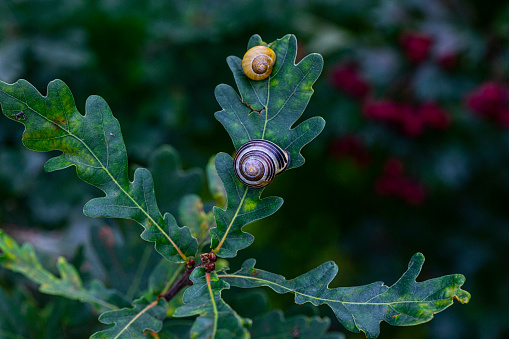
(400, 104, 425, 137)
(329, 63, 371, 100)
(375, 158, 426, 206)
(383, 157, 404, 177)
(417, 103, 451, 130)
(363, 99, 399, 121)
(466, 82, 509, 119)
(437, 52, 459, 70)
(363, 100, 450, 136)
(400, 32, 433, 63)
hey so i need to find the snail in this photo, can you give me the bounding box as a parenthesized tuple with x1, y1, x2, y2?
(234, 139, 289, 188)
(242, 46, 276, 81)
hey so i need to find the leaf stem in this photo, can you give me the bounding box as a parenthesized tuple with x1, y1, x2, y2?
(217, 274, 464, 306)
(160, 264, 185, 296)
(160, 265, 193, 301)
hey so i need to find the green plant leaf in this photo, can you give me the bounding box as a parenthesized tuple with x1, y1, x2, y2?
(215, 34, 325, 170)
(179, 194, 215, 242)
(250, 310, 345, 339)
(91, 297, 168, 339)
(148, 144, 204, 216)
(173, 267, 249, 338)
(90, 225, 159, 299)
(0, 79, 197, 263)
(206, 155, 227, 208)
(219, 253, 471, 338)
(209, 153, 283, 258)
(0, 230, 125, 312)
(0, 288, 41, 339)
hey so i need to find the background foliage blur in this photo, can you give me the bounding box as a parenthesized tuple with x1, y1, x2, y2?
(0, 0, 508, 338)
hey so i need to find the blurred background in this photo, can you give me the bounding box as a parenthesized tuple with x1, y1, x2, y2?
(1, 0, 508, 338)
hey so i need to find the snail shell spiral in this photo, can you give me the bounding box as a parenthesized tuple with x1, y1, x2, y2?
(242, 46, 276, 81)
(234, 139, 290, 188)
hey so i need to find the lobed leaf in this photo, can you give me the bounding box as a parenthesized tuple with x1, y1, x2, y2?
(179, 194, 215, 242)
(219, 253, 471, 338)
(173, 267, 249, 338)
(215, 34, 325, 170)
(250, 310, 345, 339)
(91, 297, 168, 339)
(209, 153, 283, 258)
(206, 155, 227, 208)
(90, 225, 159, 298)
(0, 79, 197, 263)
(0, 230, 125, 312)
(148, 144, 204, 216)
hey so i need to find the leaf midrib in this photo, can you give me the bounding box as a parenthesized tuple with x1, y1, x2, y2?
(218, 274, 454, 306)
(0, 86, 186, 261)
(113, 300, 159, 339)
(206, 273, 219, 337)
(214, 186, 248, 253)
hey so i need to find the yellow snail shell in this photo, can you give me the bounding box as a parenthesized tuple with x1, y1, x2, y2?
(234, 139, 289, 188)
(242, 46, 276, 81)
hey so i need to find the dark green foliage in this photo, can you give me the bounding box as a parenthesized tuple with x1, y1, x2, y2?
(149, 145, 204, 216)
(250, 310, 345, 339)
(0, 79, 197, 263)
(0, 230, 127, 312)
(90, 225, 160, 298)
(0, 7, 480, 335)
(173, 268, 249, 338)
(91, 297, 168, 339)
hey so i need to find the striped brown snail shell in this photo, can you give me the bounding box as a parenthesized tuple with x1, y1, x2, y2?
(242, 46, 276, 81)
(234, 139, 289, 188)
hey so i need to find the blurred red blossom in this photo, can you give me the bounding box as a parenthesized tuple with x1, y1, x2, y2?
(329, 63, 371, 100)
(400, 32, 433, 63)
(465, 82, 509, 126)
(417, 103, 451, 130)
(375, 157, 426, 205)
(437, 52, 459, 70)
(363, 99, 450, 136)
(329, 134, 371, 167)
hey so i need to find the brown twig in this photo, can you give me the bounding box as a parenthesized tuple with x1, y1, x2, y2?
(158, 253, 218, 302)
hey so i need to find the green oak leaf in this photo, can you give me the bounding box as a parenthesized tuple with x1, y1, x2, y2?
(173, 267, 249, 339)
(206, 155, 227, 208)
(215, 34, 325, 170)
(90, 225, 159, 299)
(148, 144, 204, 216)
(91, 297, 168, 339)
(0, 230, 126, 312)
(179, 194, 215, 242)
(0, 288, 39, 338)
(219, 253, 471, 338)
(0, 79, 197, 263)
(209, 153, 283, 258)
(250, 310, 345, 339)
